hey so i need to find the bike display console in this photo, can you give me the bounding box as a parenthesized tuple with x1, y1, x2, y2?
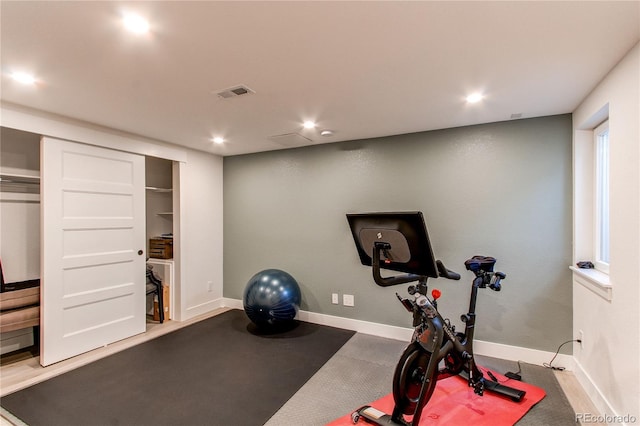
(347, 211, 439, 278)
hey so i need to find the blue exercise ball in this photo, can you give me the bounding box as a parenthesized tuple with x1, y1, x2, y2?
(243, 269, 301, 328)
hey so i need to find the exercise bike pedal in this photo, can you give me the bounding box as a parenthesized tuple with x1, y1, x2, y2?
(351, 406, 407, 425)
(459, 370, 526, 402)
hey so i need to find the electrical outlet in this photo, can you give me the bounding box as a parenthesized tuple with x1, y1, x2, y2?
(207, 281, 213, 292)
(343, 294, 355, 307)
(579, 330, 584, 348)
(331, 293, 339, 304)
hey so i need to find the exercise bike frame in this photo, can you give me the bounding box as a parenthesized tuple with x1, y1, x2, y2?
(353, 245, 525, 426)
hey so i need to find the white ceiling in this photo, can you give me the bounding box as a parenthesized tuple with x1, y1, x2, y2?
(1, 1, 638, 156)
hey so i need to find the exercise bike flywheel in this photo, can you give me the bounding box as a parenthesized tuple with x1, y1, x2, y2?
(392, 342, 437, 415)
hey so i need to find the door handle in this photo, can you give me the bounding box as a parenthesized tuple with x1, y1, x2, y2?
(138, 250, 144, 255)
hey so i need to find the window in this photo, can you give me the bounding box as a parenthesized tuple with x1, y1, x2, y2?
(594, 120, 609, 273)
(572, 106, 611, 300)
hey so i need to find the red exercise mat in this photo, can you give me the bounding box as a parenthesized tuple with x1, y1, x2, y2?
(328, 367, 546, 426)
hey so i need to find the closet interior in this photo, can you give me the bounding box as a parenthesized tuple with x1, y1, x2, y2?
(0, 127, 41, 357)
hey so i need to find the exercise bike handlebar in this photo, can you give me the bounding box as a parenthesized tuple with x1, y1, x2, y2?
(371, 243, 421, 286)
(436, 260, 461, 280)
(371, 242, 460, 287)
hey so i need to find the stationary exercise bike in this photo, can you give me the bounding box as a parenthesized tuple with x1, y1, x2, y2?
(346, 212, 525, 426)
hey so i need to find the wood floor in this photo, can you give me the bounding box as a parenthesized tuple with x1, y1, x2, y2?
(1, 308, 603, 425)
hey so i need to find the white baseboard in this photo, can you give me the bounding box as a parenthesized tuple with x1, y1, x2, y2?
(473, 339, 574, 371)
(298, 309, 414, 341)
(221, 297, 243, 311)
(573, 359, 619, 421)
(182, 298, 227, 321)
(218, 297, 574, 369)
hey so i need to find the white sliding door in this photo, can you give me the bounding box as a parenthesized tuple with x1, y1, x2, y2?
(41, 138, 146, 366)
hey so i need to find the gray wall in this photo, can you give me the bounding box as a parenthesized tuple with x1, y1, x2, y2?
(224, 115, 572, 353)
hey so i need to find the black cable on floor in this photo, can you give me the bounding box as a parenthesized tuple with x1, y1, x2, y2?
(543, 339, 580, 371)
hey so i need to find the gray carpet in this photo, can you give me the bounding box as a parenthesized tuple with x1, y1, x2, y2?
(475, 355, 577, 425)
(266, 334, 403, 426)
(266, 334, 577, 425)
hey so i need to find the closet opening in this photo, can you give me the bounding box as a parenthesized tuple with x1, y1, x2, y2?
(0, 127, 41, 364)
(0, 127, 181, 365)
(145, 156, 175, 328)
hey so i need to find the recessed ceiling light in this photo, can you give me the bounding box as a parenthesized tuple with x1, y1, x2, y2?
(303, 121, 316, 129)
(212, 137, 225, 144)
(466, 93, 484, 103)
(11, 71, 36, 85)
(320, 130, 334, 137)
(122, 13, 150, 34)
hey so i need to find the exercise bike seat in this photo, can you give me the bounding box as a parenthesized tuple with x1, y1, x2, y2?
(464, 256, 496, 272)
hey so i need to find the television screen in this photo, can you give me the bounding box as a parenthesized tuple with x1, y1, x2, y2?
(346, 211, 438, 278)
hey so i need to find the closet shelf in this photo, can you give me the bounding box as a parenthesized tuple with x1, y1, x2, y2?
(0, 173, 40, 195)
(0, 192, 40, 202)
(157, 212, 173, 216)
(0, 173, 40, 184)
(145, 186, 172, 193)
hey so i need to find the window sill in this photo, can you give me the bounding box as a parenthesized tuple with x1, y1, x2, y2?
(570, 266, 612, 301)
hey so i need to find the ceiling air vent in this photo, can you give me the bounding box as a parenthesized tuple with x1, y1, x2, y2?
(214, 85, 255, 99)
(268, 133, 312, 147)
